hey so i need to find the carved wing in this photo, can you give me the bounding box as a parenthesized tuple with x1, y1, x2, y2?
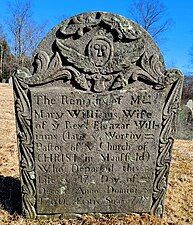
(56, 39, 96, 73)
(105, 42, 145, 73)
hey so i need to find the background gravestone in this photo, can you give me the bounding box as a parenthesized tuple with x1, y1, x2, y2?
(13, 12, 183, 219)
(8, 77, 13, 86)
(176, 105, 193, 140)
(186, 99, 193, 110)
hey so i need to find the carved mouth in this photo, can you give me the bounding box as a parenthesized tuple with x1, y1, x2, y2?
(94, 58, 107, 67)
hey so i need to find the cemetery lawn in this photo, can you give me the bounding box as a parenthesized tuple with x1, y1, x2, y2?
(0, 83, 193, 225)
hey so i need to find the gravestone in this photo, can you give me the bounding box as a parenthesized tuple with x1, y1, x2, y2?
(186, 99, 193, 110)
(13, 12, 183, 219)
(176, 105, 193, 140)
(8, 77, 13, 86)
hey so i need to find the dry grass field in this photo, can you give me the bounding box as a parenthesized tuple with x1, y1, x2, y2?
(0, 83, 193, 225)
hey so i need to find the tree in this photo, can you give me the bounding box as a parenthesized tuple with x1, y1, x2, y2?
(128, 0, 172, 41)
(7, 0, 45, 68)
(0, 24, 11, 81)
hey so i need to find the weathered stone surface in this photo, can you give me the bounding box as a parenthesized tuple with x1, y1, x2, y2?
(13, 12, 183, 219)
(176, 105, 193, 140)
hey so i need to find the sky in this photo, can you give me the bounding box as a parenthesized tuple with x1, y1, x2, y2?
(0, 0, 193, 75)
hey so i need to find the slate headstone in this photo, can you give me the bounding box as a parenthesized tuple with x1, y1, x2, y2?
(186, 99, 193, 110)
(176, 105, 193, 140)
(13, 12, 183, 219)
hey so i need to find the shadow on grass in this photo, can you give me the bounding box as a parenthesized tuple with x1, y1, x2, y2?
(0, 175, 22, 215)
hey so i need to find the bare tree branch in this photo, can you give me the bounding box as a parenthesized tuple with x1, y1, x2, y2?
(129, 0, 172, 41)
(0, 25, 5, 40)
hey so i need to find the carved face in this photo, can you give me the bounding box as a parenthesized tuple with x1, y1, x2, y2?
(88, 37, 113, 67)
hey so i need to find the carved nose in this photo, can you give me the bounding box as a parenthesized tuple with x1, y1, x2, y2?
(97, 48, 103, 57)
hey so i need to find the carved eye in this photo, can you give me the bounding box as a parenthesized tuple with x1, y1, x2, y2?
(101, 45, 107, 51)
(94, 44, 100, 50)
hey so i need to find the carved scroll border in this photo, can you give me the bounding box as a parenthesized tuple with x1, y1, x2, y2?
(13, 75, 36, 218)
(150, 70, 183, 217)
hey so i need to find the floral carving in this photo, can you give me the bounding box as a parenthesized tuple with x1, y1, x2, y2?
(60, 12, 142, 40)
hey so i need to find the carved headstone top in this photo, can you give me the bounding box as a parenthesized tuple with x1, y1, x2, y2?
(13, 12, 183, 219)
(25, 12, 170, 91)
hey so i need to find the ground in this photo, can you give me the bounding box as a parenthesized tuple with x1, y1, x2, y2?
(0, 84, 193, 225)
